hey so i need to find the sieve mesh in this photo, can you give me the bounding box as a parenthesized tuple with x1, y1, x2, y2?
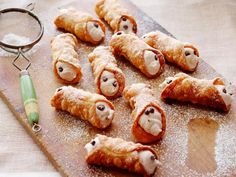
(0, 8, 43, 49)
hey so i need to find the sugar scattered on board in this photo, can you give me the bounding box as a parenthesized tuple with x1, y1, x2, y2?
(22, 5, 235, 176)
(54, 43, 236, 176)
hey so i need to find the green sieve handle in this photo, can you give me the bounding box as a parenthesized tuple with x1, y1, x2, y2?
(20, 70, 41, 132)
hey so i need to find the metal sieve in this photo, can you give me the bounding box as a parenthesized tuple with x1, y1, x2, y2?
(0, 6, 44, 132)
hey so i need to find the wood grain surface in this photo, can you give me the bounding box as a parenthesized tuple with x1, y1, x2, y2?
(0, 0, 236, 176)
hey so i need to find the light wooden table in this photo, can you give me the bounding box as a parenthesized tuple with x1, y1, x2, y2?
(0, 0, 236, 176)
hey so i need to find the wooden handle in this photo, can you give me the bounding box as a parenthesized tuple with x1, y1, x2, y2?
(20, 70, 39, 125)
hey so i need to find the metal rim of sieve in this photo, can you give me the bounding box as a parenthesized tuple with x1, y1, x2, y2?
(0, 8, 44, 52)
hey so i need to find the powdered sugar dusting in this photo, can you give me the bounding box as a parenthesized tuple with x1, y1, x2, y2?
(54, 110, 90, 143)
(1, 33, 31, 45)
(215, 123, 236, 176)
(0, 33, 40, 56)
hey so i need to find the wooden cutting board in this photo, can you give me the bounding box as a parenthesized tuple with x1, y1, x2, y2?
(0, 0, 236, 176)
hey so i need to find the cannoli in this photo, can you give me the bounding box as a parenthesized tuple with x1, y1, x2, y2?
(85, 134, 160, 176)
(54, 8, 105, 45)
(142, 31, 200, 72)
(160, 73, 232, 112)
(95, 0, 137, 34)
(51, 33, 82, 84)
(109, 31, 165, 78)
(124, 83, 166, 143)
(51, 86, 115, 129)
(88, 46, 125, 99)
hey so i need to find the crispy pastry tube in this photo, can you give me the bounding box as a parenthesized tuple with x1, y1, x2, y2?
(124, 83, 166, 143)
(88, 46, 125, 99)
(51, 86, 115, 129)
(142, 31, 200, 72)
(85, 134, 161, 176)
(160, 73, 232, 112)
(51, 33, 82, 84)
(95, 0, 137, 34)
(54, 8, 106, 45)
(110, 31, 165, 78)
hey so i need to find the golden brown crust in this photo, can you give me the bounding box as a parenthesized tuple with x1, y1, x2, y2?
(143, 31, 200, 72)
(124, 83, 166, 143)
(50, 86, 114, 129)
(54, 8, 105, 45)
(95, 0, 137, 33)
(88, 46, 125, 99)
(160, 73, 230, 112)
(110, 33, 165, 78)
(51, 33, 82, 84)
(85, 134, 158, 176)
(212, 77, 224, 85)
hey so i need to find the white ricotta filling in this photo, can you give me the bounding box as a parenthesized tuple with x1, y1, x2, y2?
(56, 62, 76, 81)
(100, 71, 119, 97)
(159, 77, 175, 89)
(87, 21, 104, 42)
(184, 48, 199, 70)
(118, 17, 134, 34)
(139, 150, 160, 175)
(144, 50, 160, 76)
(141, 31, 156, 39)
(138, 106, 162, 136)
(95, 102, 114, 125)
(84, 137, 100, 154)
(215, 85, 232, 107)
